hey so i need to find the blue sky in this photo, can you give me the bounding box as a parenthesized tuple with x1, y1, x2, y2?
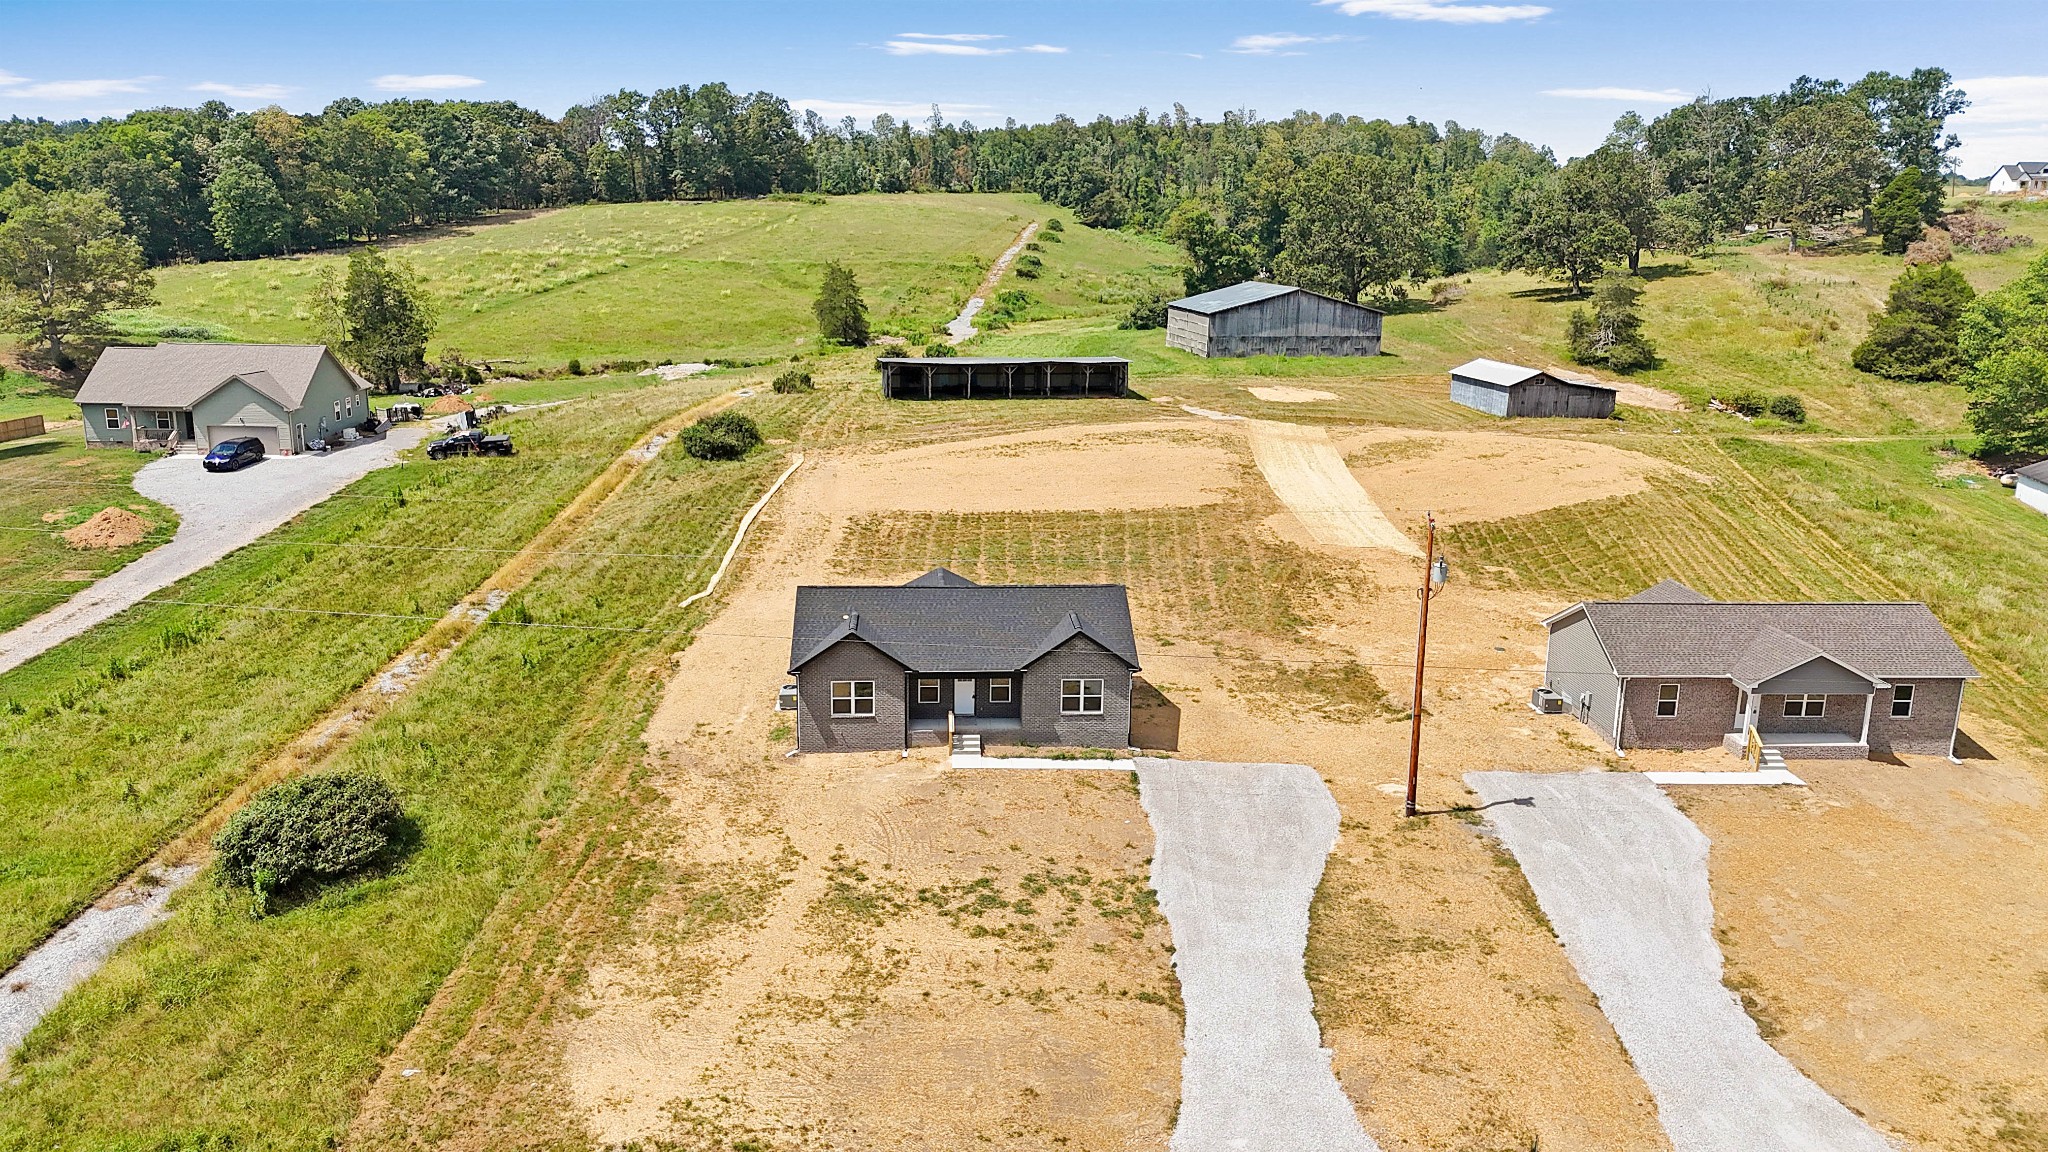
(3, 0, 2046, 175)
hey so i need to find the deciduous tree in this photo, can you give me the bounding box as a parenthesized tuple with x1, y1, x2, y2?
(1760, 100, 1886, 249)
(1957, 252, 2048, 453)
(313, 245, 435, 390)
(1502, 164, 1633, 294)
(1272, 153, 1432, 303)
(0, 183, 154, 366)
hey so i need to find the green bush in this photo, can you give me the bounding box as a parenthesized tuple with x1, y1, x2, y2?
(1767, 394, 1807, 422)
(566, 358, 583, 376)
(1119, 291, 1168, 330)
(920, 342, 958, 357)
(1013, 254, 1043, 279)
(681, 410, 762, 461)
(771, 367, 814, 393)
(1717, 387, 1768, 416)
(213, 773, 403, 899)
(1043, 218, 1064, 233)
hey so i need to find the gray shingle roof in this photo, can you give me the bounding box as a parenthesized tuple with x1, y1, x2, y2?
(1626, 578, 1712, 604)
(1999, 162, 2048, 179)
(76, 344, 366, 409)
(2016, 460, 2048, 484)
(790, 571, 1139, 674)
(1559, 586, 1977, 681)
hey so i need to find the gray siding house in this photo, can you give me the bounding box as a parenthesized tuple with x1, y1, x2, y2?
(1449, 359, 1617, 419)
(788, 568, 1140, 754)
(1542, 579, 1979, 760)
(1165, 282, 1383, 358)
(77, 343, 374, 455)
(2014, 459, 2048, 517)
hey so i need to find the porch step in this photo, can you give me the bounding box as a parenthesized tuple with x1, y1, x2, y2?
(952, 733, 982, 755)
(1759, 748, 1788, 772)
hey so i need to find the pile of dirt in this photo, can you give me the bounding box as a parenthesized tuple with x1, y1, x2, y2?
(426, 395, 474, 415)
(62, 506, 152, 550)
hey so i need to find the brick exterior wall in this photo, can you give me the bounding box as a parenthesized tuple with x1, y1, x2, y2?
(1619, 677, 1740, 750)
(1755, 693, 1868, 738)
(1867, 678, 1966, 757)
(795, 640, 907, 753)
(1020, 637, 1133, 748)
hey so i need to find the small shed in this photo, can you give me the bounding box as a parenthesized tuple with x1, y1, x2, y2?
(877, 357, 1129, 400)
(1448, 359, 1616, 419)
(1165, 282, 1383, 358)
(2015, 460, 2048, 517)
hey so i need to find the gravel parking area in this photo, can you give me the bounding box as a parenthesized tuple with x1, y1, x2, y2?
(1135, 757, 1381, 1152)
(0, 430, 425, 677)
(1465, 771, 1894, 1152)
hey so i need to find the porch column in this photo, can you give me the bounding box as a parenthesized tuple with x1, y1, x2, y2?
(1859, 692, 1874, 746)
(1745, 691, 1760, 736)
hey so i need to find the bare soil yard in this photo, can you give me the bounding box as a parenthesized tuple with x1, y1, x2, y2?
(830, 421, 1241, 514)
(1338, 427, 1706, 525)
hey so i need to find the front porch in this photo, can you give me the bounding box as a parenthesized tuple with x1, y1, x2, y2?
(1721, 730, 1870, 760)
(909, 715, 1023, 748)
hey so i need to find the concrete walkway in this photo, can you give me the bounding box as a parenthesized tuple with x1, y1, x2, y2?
(0, 429, 425, 677)
(1465, 771, 1893, 1152)
(1135, 758, 1381, 1152)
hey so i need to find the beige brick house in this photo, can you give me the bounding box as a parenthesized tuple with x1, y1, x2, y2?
(1542, 580, 1978, 760)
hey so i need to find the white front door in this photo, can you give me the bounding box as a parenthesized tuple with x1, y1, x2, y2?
(954, 678, 976, 716)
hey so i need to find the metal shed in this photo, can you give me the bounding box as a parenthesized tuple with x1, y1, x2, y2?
(877, 357, 1130, 400)
(1165, 282, 1384, 358)
(1448, 359, 1617, 419)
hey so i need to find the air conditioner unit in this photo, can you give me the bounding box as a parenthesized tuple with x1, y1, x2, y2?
(1530, 687, 1566, 714)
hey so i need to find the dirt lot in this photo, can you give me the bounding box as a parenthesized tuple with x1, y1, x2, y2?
(1338, 427, 1705, 525)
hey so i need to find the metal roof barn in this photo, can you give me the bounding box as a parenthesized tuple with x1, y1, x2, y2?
(1165, 282, 1384, 358)
(1448, 358, 1616, 419)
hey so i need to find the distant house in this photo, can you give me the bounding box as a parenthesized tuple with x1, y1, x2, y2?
(788, 568, 1140, 754)
(1988, 162, 2048, 195)
(1449, 359, 1616, 419)
(76, 343, 373, 455)
(877, 356, 1130, 400)
(1541, 579, 1978, 760)
(1165, 282, 1383, 358)
(2016, 460, 2048, 516)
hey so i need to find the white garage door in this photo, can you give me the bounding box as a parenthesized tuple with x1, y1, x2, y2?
(206, 425, 282, 453)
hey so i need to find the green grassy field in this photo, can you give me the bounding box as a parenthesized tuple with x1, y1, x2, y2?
(129, 194, 1056, 370)
(0, 367, 79, 424)
(0, 436, 174, 633)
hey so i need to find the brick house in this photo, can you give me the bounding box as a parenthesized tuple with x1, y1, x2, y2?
(788, 569, 1140, 754)
(1542, 579, 1979, 760)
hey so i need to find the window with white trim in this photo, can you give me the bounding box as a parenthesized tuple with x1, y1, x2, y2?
(334, 400, 343, 419)
(916, 678, 941, 704)
(1655, 683, 1680, 717)
(103, 407, 121, 429)
(1783, 693, 1827, 718)
(987, 677, 1013, 703)
(1060, 678, 1103, 715)
(153, 411, 172, 431)
(1890, 684, 1914, 718)
(831, 680, 875, 717)
(344, 395, 355, 417)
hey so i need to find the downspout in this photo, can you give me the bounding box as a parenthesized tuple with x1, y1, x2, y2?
(1612, 676, 1627, 756)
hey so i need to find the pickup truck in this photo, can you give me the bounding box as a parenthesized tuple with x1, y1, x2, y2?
(426, 429, 515, 459)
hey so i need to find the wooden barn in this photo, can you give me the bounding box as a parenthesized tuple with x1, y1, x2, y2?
(877, 356, 1130, 400)
(1165, 282, 1384, 358)
(1448, 359, 1616, 419)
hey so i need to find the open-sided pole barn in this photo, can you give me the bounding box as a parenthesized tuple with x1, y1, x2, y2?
(877, 357, 1131, 400)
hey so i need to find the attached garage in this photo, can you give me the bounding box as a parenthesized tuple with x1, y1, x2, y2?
(207, 424, 282, 453)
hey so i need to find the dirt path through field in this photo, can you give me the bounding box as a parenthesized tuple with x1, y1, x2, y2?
(1248, 420, 1422, 555)
(946, 220, 1039, 343)
(0, 392, 740, 1064)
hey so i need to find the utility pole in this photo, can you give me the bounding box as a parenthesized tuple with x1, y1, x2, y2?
(1404, 513, 1449, 818)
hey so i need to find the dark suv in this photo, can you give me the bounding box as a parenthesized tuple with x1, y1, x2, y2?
(202, 436, 265, 472)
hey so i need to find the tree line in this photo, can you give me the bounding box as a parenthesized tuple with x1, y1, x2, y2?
(0, 67, 1965, 286)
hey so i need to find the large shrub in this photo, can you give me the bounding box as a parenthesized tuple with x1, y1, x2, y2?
(681, 410, 762, 460)
(1565, 276, 1657, 373)
(771, 366, 814, 393)
(1118, 291, 1168, 330)
(813, 260, 870, 346)
(1852, 262, 1976, 382)
(1959, 250, 2048, 454)
(213, 772, 403, 898)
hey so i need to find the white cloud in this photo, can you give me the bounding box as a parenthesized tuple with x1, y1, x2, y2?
(1543, 86, 1692, 103)
(879, 35, 1066, 57)
(370, 73, 484, 92)
(1227, 32, 1348, 55)
(0, 75, 157, 100)
(190, 81, 294, 101)
(1319, 0, 1550, 24)
(1954, 75, 2048, 178)
(793, 98, 994, 124)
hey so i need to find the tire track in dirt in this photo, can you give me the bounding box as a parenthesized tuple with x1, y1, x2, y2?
(1, 389, 743, 1066)
(1247, 421, 1423, 556)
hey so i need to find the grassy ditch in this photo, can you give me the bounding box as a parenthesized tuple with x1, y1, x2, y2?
(0, 403, 783, 1147)
(0, 377, 725, 977)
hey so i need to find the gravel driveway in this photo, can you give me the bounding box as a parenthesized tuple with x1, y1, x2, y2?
(1246, 422, 1420, 555)
(1135, 757, 1381, 1152)
(0, 429, 426, 677)
(1465, 771, 1894, 1152)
